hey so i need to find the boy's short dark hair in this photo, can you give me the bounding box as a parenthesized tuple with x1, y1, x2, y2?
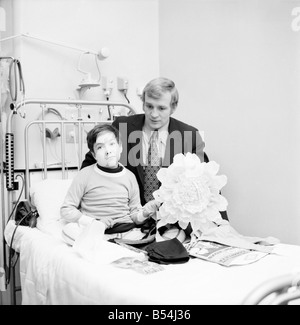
(87, 123, 121, 153)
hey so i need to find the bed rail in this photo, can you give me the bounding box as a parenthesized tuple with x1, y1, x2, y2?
(6, 98, 136, 133)
(242, 273, 300, 305)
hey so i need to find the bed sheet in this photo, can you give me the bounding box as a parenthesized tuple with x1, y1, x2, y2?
(4, 220, 300, 305)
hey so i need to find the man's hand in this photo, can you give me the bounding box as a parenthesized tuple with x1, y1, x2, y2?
(143, 200, 161, 220)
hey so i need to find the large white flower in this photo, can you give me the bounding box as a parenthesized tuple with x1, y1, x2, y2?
(153, 153, 228, 233)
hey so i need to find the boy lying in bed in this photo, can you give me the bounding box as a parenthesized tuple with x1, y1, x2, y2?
(60, 124, 159, 238)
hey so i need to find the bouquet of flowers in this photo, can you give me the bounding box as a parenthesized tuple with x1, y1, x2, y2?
(153, 153, 228, 235)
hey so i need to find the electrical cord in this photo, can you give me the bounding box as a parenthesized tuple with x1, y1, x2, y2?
(6, 174, 24, 225)
(94, 53, 101, 83)
(4, 173, 25, 286)
(122, 90, 130, 104)
(106, 96, 113, 120)
(6, 210, 32, 286)
(8, 59, 25, 110)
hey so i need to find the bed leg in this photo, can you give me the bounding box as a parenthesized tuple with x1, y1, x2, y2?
(10, 263, 16, 305)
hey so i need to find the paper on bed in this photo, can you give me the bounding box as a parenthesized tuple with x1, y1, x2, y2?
(111, 256, 165, 274)
(187, 240, 269, 266)
(72, 221, 144, 265)
(198, 221, 279, 253)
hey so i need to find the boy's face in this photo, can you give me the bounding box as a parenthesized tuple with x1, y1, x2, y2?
(92, 131, 122, 169)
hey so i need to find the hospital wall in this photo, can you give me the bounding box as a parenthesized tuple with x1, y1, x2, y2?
(159, 0, 300, 245)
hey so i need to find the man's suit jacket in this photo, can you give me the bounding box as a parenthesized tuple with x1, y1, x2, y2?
(81, 114, 205, 205)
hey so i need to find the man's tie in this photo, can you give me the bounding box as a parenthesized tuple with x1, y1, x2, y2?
(144, 130, 161, 202)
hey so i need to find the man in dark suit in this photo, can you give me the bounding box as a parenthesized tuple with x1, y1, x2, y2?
(81, 77, 228, 220)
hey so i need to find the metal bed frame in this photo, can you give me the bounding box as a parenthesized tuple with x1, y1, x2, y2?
(0, 98, 136, 305)
(242, 273, 300, 305)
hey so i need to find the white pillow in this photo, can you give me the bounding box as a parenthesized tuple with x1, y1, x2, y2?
(30, 178, 73, 225)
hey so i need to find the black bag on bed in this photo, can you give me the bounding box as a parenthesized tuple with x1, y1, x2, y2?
(15, 200, 39, 227)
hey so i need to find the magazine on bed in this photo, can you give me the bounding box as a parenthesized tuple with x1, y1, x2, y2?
(111, 256, 165, 274)
(185, 240, 269, 267)
(110, 242, 165, 274)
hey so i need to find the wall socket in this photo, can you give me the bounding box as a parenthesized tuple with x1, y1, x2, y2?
(102, 76, 114, 98)
(102, 76, 114, 90)
(117, 77, 128, 91)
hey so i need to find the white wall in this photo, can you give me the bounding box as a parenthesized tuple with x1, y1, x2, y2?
(1, 0, 159, 169)
(159, 0, 300, 245)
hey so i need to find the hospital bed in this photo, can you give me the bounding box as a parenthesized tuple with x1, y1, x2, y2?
(2, 99, 300, 305)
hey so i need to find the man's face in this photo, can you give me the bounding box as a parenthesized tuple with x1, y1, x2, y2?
(92, 131, 122, 168)
(143, 92, 176, 130)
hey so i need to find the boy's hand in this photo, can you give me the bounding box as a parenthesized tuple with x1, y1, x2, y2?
(100, 217, 115, 229)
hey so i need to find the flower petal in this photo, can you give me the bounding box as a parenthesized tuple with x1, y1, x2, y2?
(205, 161, 220, 175)
(211, 175, 227, 190)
